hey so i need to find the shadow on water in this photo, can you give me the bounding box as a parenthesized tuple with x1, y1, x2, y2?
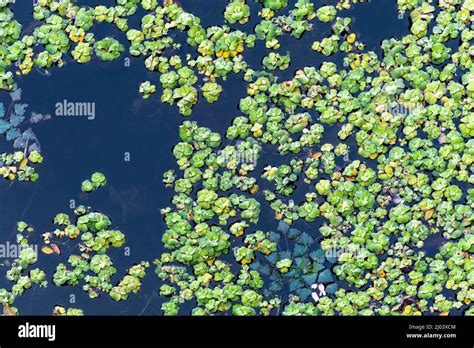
(0, 0, 416, 314)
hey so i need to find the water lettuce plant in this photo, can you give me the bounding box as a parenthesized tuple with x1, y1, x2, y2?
(81, 172, 107, 193)
(0, 0, 472, 317)
(0, 150, 43, 182)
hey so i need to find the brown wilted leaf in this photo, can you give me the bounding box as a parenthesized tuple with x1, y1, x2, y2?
(41, 246, 54, 254)
(50, 243, 61, 255)
(3, 304, 16, 316)
(19, 158, 29, 168)
(250, 184, 259, 194)
(424, 209, 434, 220)
(52, 305, 65, 316)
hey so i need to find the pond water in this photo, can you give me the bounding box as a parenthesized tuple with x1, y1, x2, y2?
(0, 0, 449, 315)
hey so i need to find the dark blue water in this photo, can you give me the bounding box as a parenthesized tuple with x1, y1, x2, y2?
(0, 0, 408, 315)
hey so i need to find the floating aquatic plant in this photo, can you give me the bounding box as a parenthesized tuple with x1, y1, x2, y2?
(81, 172, 107, 193)
(0, 150, 43, 182)
(52, 306, 84, 316)
(224, 0, 251, 25)
(257, 0, 288, 11)
(94, 37, 124, 62)
(316, 5, 337, 23)
(0, 0, 472, 317)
